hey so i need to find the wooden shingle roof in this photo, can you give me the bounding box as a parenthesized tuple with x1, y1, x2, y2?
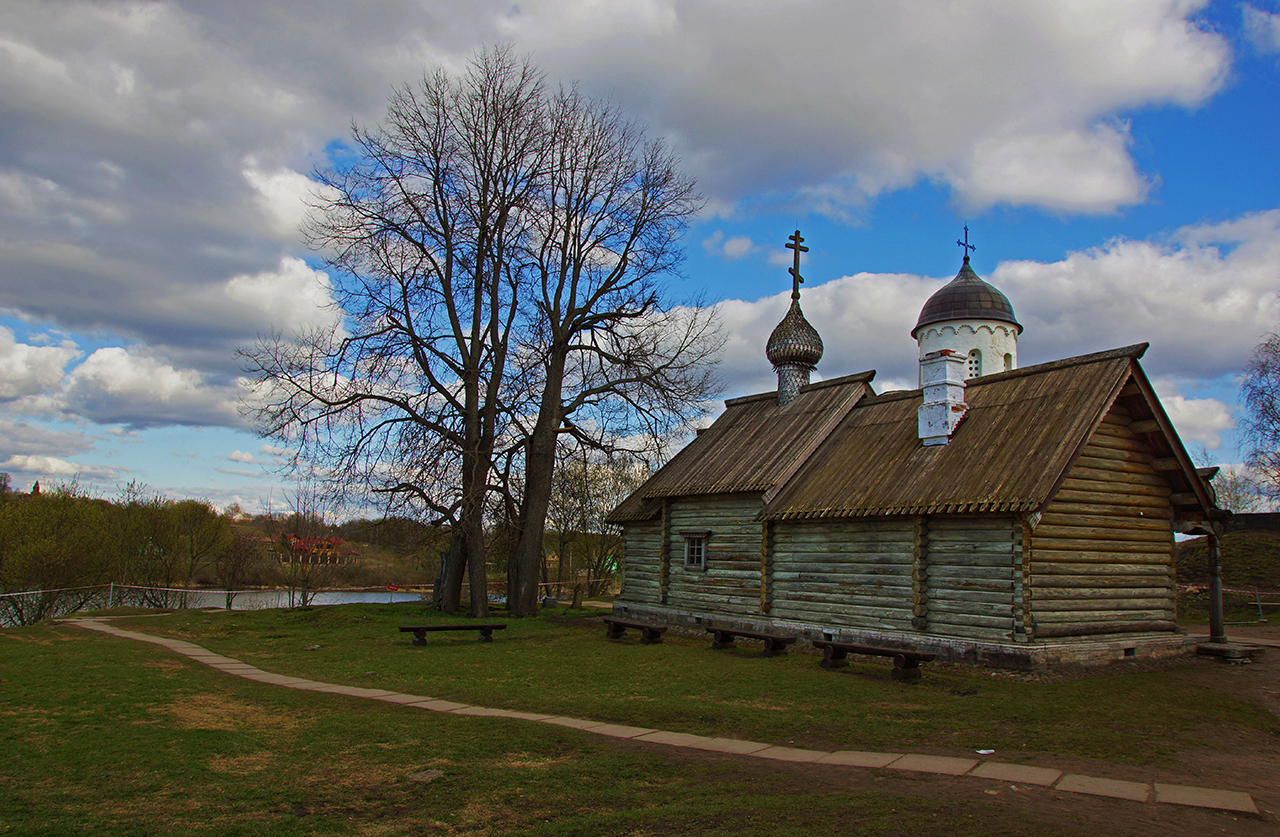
(606, 371, 874, 522)
(761, 345, 1145, 519)
(608, 343, 1216, 525)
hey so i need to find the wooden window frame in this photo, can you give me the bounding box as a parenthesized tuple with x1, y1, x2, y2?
(680, 530, 711, 571)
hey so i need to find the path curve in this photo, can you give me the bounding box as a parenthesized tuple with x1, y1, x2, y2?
(66, 617, 1259, 816)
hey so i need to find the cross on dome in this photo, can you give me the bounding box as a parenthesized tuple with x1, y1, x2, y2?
(785, 229, 808, 300)
(957, 225, 976, 262)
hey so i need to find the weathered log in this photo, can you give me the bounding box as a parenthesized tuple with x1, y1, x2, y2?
(1073, 446, 1151, 465)
(1032, 525, 1172, 544)
(1034, 607, 1173, 622)
(1037, 512, 1169, 531)
(1066, 465, 1170, 488)
(1057, 477, 1171, 499)
(926, 610, 1016, 629)
(1030, 536, 1171, 553)
(1046, 496, 1172, 516)
(1032, 574, 1172, 588)
(1030, 594, 1173, 610)
(1032, 549, 1170, 564)
(1032, 620, 1177, 637)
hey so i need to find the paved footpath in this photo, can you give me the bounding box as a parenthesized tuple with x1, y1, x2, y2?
(68, 618, 1259, 816)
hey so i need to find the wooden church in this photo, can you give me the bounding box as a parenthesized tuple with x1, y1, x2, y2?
(607, 232, 1219, 669)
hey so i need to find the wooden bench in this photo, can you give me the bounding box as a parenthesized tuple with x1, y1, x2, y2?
(707, 626, 796, 657)
(602, 617, 667, 644)
(399, 624, 507, 645)
(811, 640, 936, 680)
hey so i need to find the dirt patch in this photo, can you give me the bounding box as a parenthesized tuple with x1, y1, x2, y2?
(158, 693, 303, 732)
(208, 752, 272, 774)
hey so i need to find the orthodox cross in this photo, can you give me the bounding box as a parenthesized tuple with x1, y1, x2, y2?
(786, 230, 808, 299)
(957, 225, 976, 260)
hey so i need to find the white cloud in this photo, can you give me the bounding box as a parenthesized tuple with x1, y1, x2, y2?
(1244, 5, 1280, 54)
(952, 123, 1147, 213)
(61, 347, 245, 429)
(221, 257, 342, 336)
(0, 453, 118, 481)
(228, 450, 258, 463)
(0, 326, 78, 401)
(1150, 381, 1234, 450)
(242, 162, 337, 241)
(506, 0, 1228, 214)
(702, 231, 757, 260)
(713, 207, 1280, 399)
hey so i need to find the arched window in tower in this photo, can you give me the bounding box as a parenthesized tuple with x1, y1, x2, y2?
(967, 349, 981, 378)
(1004, 353, 1013, 372)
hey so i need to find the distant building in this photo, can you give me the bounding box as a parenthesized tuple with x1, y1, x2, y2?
(608, 235, 1218, 669)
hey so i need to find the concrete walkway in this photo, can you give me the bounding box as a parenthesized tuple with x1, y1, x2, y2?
(68, 618, 1259, 816)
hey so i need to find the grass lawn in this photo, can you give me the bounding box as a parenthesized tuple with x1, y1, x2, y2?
(2, 604, 1277, 836)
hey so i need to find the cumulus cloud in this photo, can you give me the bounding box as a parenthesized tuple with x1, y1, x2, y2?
(1243, 4, 1280, 54)
(714, 209, 1280, 425)
(508, 0, 1228, 213)
(227, 450, 258, 463)
(0, 453, 118, 481)
(0, 418, 95, 458)
(61, 347, 245, 429)
(0, 326, 78, 402)
(1150, 379, 1234, 450)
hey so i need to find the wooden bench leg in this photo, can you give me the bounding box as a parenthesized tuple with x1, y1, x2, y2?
(762, 639, 787, 657)
(639, 627, 662, 644)
(820, 648, 849, 669)
(412, 630, 428, 647)
(891, 655, 922, 681)
(478, 627, 494, 642)
(605, 624, 627, 641)
(710, 630, 736, 650)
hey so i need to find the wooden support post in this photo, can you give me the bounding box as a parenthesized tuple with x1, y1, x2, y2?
(1208, 531, 1226, 644)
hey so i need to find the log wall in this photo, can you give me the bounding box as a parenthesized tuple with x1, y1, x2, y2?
(768, 519, 915, 629)
(618, 518, 663, 604)
(922, 516, 1021, 641)
(1028, 403, 1177, 637)
(664, 495, 765, 616)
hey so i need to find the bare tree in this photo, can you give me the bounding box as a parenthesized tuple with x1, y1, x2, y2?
(243, 47, 548, 616)
(505, 86, 719, 615)
(1240, 333, 1280, 500)
(243, 47, 719, 618)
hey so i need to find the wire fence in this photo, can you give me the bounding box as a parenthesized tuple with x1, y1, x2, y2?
(0, 578, 607, 627)
(1177, 583, 1280, 625)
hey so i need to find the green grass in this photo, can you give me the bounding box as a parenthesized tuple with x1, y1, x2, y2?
(1177, 531, 1280, 589)
(1, 617, 1083, 837)
(3, 604, 1278, 835)
(101, 603, 1278, 765)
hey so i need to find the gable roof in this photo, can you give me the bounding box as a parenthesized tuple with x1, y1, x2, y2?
(606, 371, 874, 523)
(763, 343, 1213, 520)
(608, 343, 1217, 526)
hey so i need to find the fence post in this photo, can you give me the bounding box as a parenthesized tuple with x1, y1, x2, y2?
(108, 582, 114, 609)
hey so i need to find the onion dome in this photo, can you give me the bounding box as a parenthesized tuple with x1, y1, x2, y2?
(767, 298, 824, 369)
(912, 256, 1022, 339)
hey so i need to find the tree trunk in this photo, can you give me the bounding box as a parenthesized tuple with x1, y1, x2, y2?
(511, 353, 567, 616)
(435, 532, 466, 613)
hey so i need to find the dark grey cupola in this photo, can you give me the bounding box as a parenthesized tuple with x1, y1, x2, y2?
(766, 230, 824, 405)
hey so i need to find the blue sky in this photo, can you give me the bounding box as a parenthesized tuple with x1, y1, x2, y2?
(2, 1, 1280, 512)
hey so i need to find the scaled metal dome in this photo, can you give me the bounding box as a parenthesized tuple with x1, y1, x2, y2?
(766, 298, 824, 368)
(912, 256, 1022, 339)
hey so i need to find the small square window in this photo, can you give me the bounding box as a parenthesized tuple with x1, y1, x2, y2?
(683, 533, 708, 570)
